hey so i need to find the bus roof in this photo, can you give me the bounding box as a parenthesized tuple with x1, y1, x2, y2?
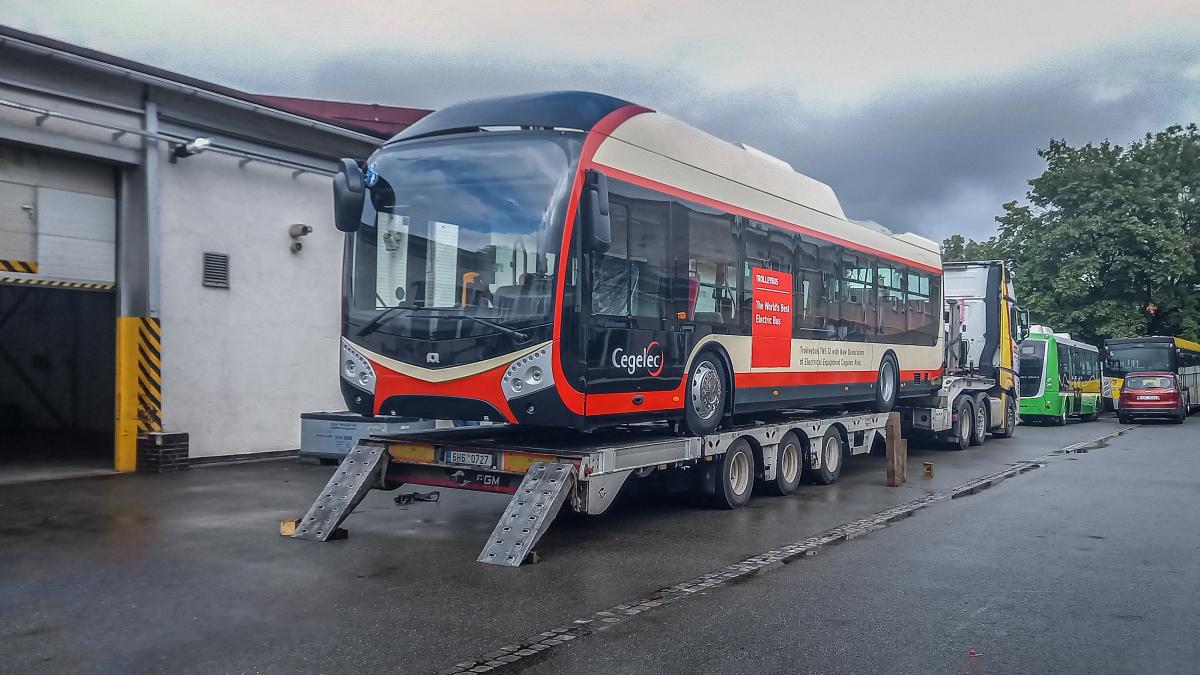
(594, 106, 942, 271)
(384, 91, 942, 273)
(1026, 330, 1098, 352)
(1104, 336, 1200, 353)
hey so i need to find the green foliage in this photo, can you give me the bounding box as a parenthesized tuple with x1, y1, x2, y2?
(949, 123, 1200, 344)
(941, 233, 1007, 263)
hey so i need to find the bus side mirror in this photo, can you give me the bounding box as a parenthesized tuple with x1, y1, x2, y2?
(333, 158, 365, 233)
(583, 170, 611, 253)
(1017, 308, 1031, 340)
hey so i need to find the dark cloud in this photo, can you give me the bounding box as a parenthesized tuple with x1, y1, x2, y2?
(271, 39, 1198, 243)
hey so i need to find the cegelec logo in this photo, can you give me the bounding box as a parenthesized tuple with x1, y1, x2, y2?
(612, 341, 664, 377)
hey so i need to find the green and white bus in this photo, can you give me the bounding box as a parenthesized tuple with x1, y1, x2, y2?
(1018, 327, 1101, 425)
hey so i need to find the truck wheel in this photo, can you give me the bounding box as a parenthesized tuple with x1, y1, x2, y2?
(873, 354, 899, 413)
(710, 438, 754, 509)
(765, 431, 804, 496)
(948, 397, 972, 451)
(684, 353, 727, 436)
(993, 396, 1017, 438)
(810, 428, 845, 485)
(969, 394, 988, 446)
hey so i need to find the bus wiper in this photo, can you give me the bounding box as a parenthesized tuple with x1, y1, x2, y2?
(357, 305, 413, 338)
(461, 314, 529, 342)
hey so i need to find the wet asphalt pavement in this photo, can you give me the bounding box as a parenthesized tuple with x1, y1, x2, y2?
(0, 415, 1195, 673)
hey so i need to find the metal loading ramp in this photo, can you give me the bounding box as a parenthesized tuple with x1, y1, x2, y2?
(478, 462, 577, 566)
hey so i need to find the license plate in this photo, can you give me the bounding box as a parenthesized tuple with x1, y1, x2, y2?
(444, 449, 493, 467)
(1137, 395, 1159, 401)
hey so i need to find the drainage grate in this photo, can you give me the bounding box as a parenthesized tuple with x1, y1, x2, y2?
(202, 252, 230, 288)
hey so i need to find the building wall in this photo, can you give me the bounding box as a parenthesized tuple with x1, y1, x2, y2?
(157, 149, 345, 457)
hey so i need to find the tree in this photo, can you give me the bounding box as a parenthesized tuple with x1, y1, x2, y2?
(941, 233, 1007, 263)
(992, 124, 1200, 344)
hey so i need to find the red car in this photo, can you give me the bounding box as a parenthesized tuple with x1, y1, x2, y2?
(1118, 371, 1188, 424)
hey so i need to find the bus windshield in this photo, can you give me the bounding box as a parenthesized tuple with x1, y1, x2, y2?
(1019, 340, 1046, 396)
(348, 133, 578, 337)
(1105, 344, 1174, 378)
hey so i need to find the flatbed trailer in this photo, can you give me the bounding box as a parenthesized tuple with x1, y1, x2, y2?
(290, 372, 1014, 566)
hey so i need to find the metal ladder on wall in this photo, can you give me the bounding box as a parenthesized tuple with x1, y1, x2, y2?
(477, 462, 576, 567)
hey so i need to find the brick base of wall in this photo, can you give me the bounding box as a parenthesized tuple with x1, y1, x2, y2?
(137, 432, 190, 473)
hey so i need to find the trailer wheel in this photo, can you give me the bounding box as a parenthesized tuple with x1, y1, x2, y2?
(993, 395, 1017, 438)
(765, 431, 804, 496)
(969, 394, 988, 446)
(684, 352, 728, 436)
(873, 353, 899, 413)
(948, 397, 972, 451)
(710, 438, 754, 509)
(810, 428, 845, 485)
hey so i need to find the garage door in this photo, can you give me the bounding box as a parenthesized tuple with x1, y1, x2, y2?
(0, 144, 116, 289)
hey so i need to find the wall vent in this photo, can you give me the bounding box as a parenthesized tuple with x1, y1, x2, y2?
(202, 252, 230, 288)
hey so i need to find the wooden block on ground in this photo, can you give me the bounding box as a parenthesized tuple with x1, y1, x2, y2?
(280, 518, 300, 536)
(885, 411, 907, 487)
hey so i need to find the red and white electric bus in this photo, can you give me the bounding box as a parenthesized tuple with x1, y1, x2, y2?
(332, 92, 943, 435)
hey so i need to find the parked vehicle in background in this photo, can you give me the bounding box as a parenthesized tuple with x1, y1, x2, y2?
(1019, 326, 1100, 425)
(939, 260, 1029, 442)
(1103, 336, 1200, 412)
(1117, 372, 1188, 424)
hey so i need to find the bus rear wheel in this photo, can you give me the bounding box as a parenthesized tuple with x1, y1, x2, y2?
(873, 354, 899, 413)
(684, 353, 727, 436)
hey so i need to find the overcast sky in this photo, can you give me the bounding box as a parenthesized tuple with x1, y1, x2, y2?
(8, 1, 1200, 241)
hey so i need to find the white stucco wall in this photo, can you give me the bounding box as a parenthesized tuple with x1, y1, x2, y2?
(158, 150, 344, 457)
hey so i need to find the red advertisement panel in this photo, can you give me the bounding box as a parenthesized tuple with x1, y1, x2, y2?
(751, 267, 793, 368)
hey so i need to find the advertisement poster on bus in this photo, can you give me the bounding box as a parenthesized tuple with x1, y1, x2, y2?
(751, 267, 793, 368)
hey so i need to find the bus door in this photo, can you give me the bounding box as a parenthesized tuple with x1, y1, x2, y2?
(583, 187, 685, 411)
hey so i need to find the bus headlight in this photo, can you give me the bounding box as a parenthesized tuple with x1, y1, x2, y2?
(340, 338, 376, 393)
(504, 344, 553, 400)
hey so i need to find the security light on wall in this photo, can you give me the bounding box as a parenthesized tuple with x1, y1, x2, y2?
(289, 223, 312, 253)
(171, 137, 211, 161)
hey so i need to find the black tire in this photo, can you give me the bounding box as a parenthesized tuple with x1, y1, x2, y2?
(710, 438, 754, 509)
(993, 395, 1017, 439)
(1118, 413, 1131, 425)
(948, 397, 972, 451)
(873, 353, 900, 413)
(1173, 410, 1186, 425)
(764, 431, 804, 496)
(810, 427, 845, 485)
(1079, 411, 1098, 422)
(969, 394, 988, 446)
(684, 352, 728, 436)
(1051, 404, 1067, 426)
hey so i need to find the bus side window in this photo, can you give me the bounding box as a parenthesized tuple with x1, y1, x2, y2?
(797, 237, 836, 339)
(684, 206, 738, 324)
(876, 261, 905, 341)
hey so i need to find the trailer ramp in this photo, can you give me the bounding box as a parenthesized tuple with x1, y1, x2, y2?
(292, 443, 387, 542)
(478, 461, 576, 567)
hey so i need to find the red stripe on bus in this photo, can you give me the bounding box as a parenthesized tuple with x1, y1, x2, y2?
(586, 162, 942, 275)
(368, 359, 519, 423)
